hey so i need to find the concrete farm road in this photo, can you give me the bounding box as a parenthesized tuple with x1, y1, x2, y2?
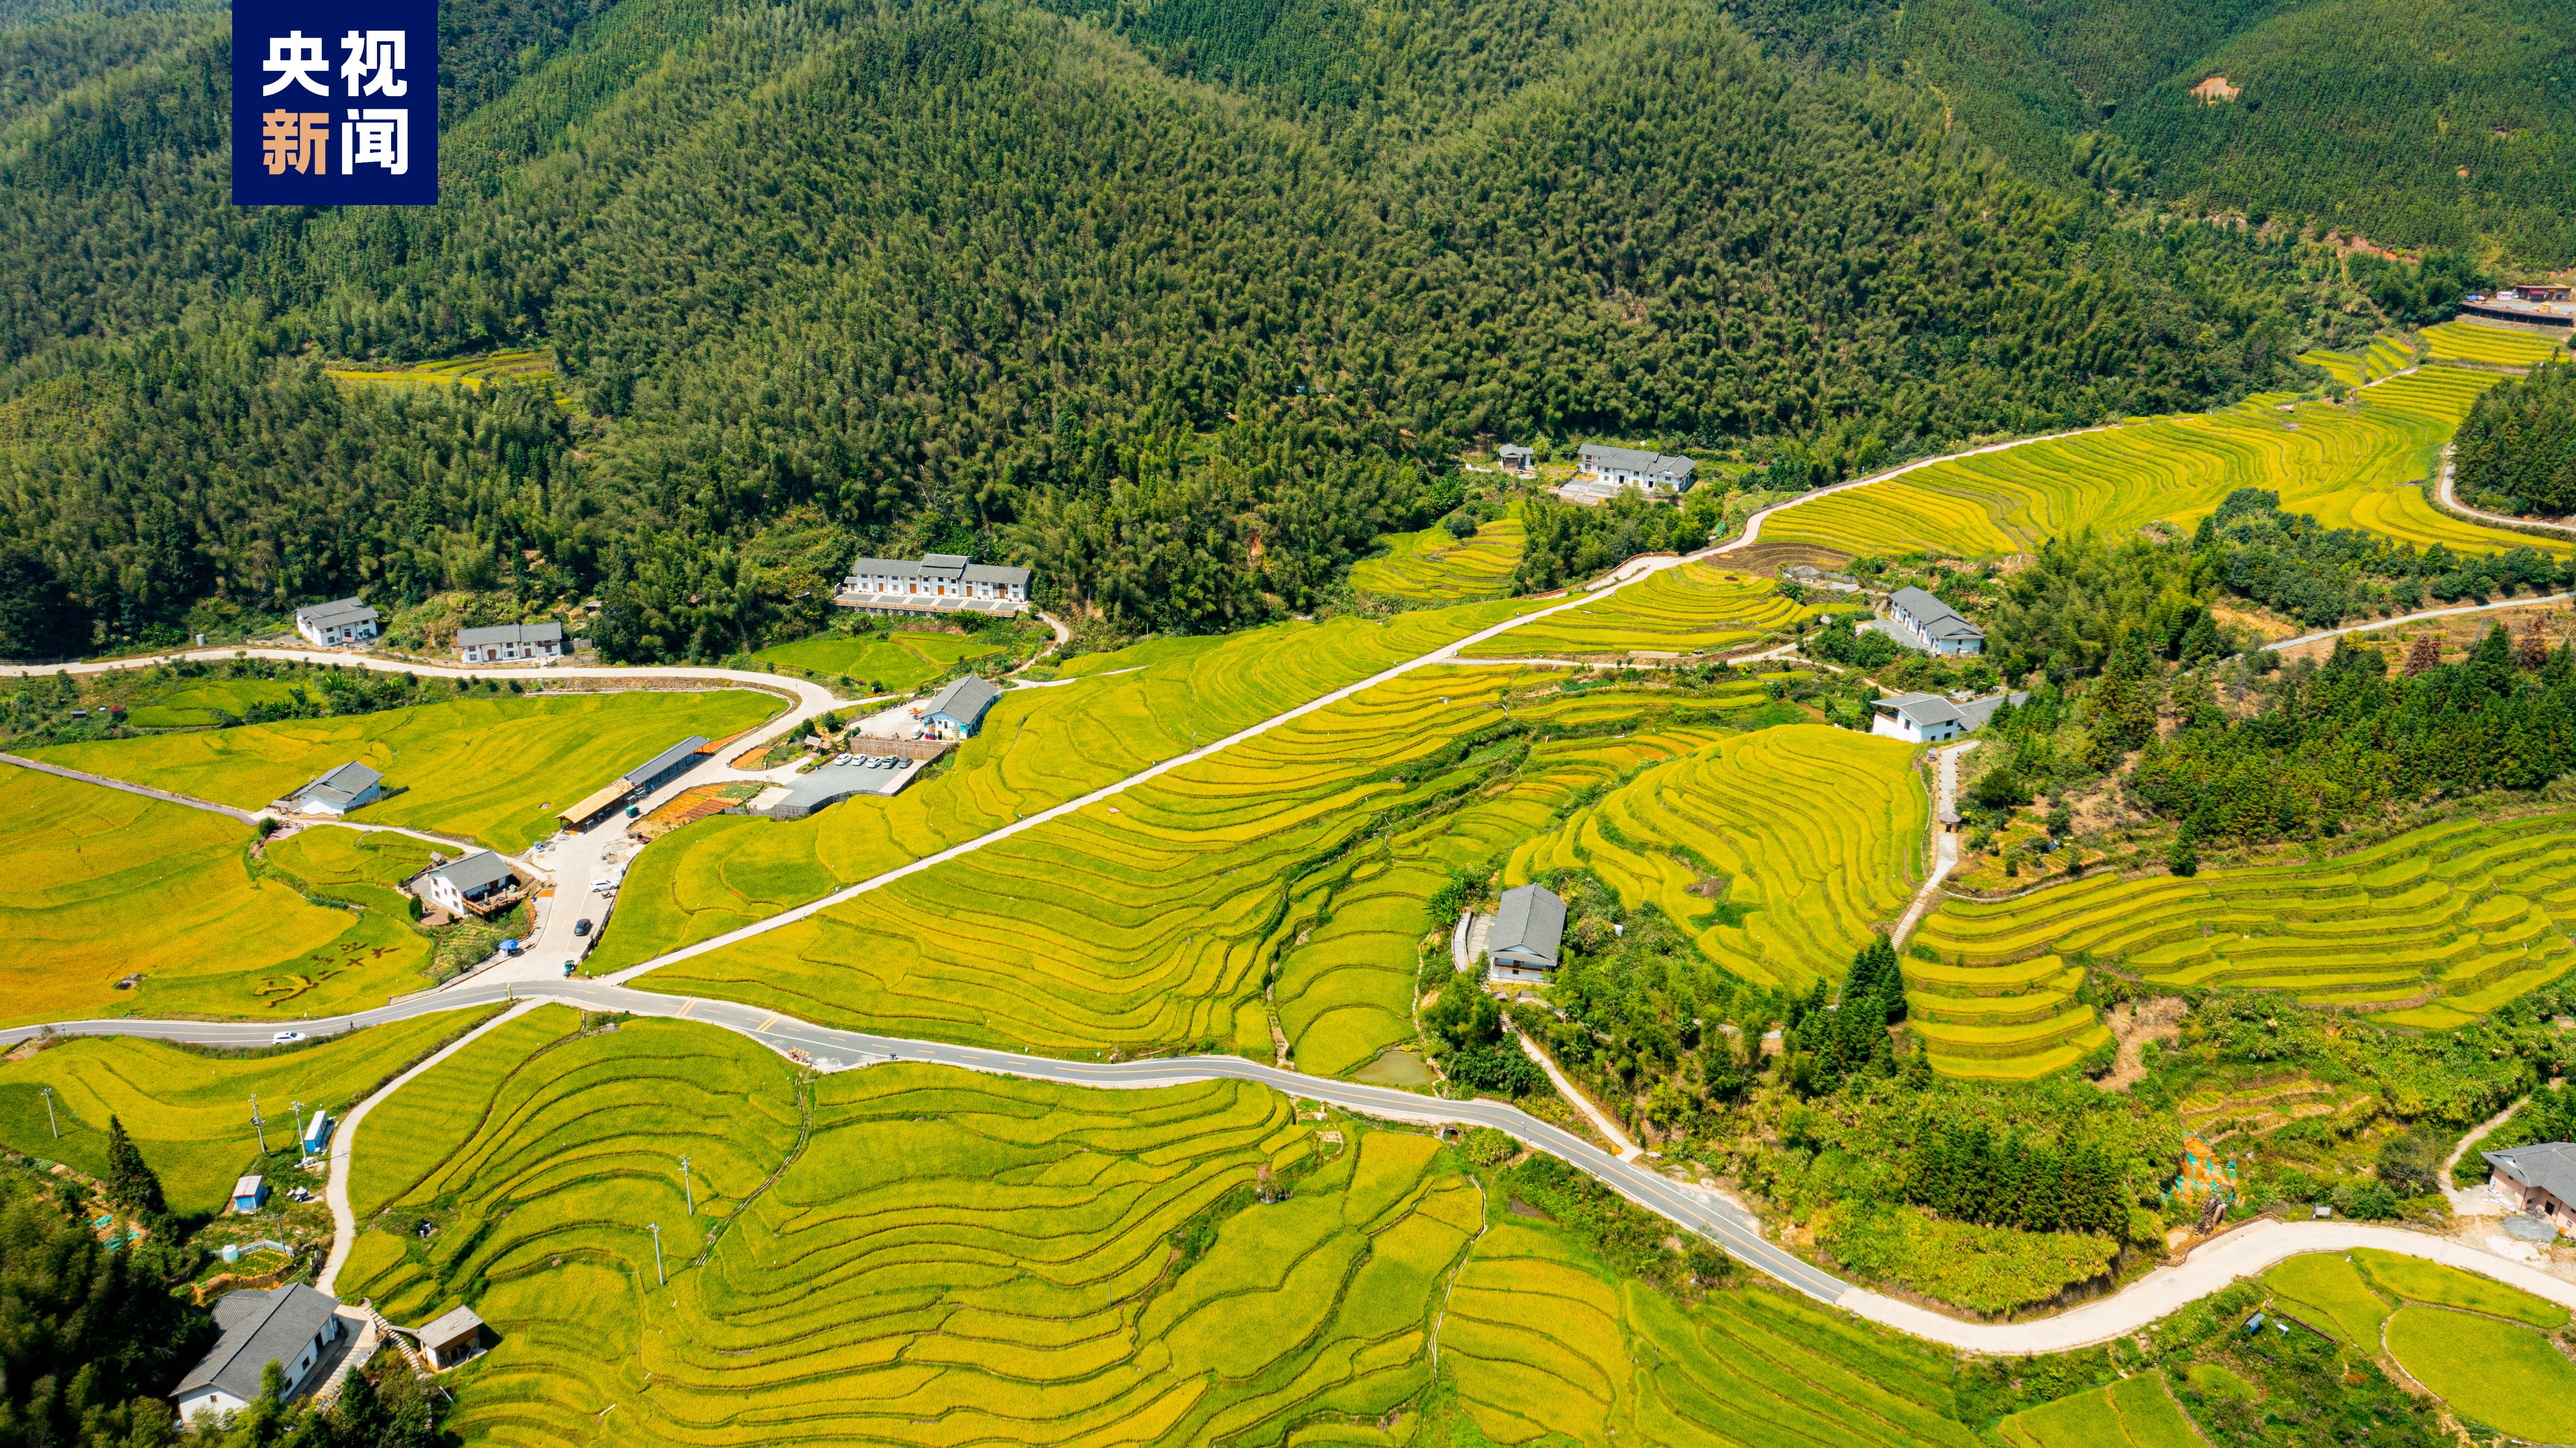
(17, 980, 2576, 1355)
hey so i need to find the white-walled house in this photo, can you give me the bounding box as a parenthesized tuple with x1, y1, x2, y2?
(285, 762, 382, 816)
(1885, 586, 1984, 656)
(1576, 444, 1696, 494)
(1869, 691, 2027, 744)
(457, 622, 564, 663)
(1486, 883, 1567, 984)
(418, 850, 524, 917)
(837, 553, 1031, 617)
(293, 598, 378, 648)
(173, 1286, 344, 1420)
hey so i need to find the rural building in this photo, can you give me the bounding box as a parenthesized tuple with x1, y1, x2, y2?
(456, 622, 564, 663)
(231, 1175, 266, 1214)
(418, 850, 524, 918)
(922, 675, 1002, 740)
(293, 598, 378, 648)
(1487, 884, 1567, 983)
(173, 1285, 344, 1419)
(1575, 444, 1696, 494)
(2482, 1142, 2576, 1225)
(555, 735, 714, 831)
(2459, 294, 2574, 331)
(416, 1305, 486, 1369)
(836, 553, 1031, 617)
(1884, 586, 1984, 656)
(285, 762, 383, 816)
(1496, 444, 1536, 475)
(2507, 284, 2572, 302)
(1869, 690, 2028, 744)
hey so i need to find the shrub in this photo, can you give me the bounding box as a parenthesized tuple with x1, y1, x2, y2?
(1461, 1126, 1517, 1166)
(2168, 837, 2199, 876)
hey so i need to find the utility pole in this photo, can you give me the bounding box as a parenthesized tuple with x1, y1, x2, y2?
(648, 1222, 665, 1285)
(290, 1100, 308, 1158)
(39, 1086, 57, 1139)
(250, 1094, 268, 1153)
(680, 1156, 695, 1215)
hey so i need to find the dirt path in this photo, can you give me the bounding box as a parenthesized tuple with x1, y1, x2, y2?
(2441, 1094, 2528, 1214)
(1514, 1029, 1643, 1161)
(1892, 741, 1977, 947)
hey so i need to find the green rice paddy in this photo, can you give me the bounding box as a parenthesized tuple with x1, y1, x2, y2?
(585, 602, 1535, 977)
(120, 677, 314, 729)
(1506, 724, 1927, 993)
(1461, 562, 1823, 660)
(33, 689, 781, 852)
(0, 1010, 488, 1213)
(2420, 321, 2568, 369)
(2384, 1306, 2576, 1442)
(642, 666, 1775, 1074)
(1999, 1373, 2209, 1448)
(0, 766, 437, 1024)
(2261, 1252, 2394, 1345)
(748, 629, 1003, 691)
(1914, 813, 2576, 1034)
(1765, 371, 2563, 561)
(1350, 514, 1527, 600)
(338, 1017, 1484, 1446)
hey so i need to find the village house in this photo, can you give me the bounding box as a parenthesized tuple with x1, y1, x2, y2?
(417, 850, 524, 918)
(1496, 443, 1536, 476)
(1884, 586, 1985, 656)
(416, 1305, 487, 1370)
(456, 622, 564, 664)
(1486, 883, 1567, 984)
(1869, 691, 2028, 745)
(292, 598, 378, 649)
(173, 1285, 344, 1420)
(2482, 1142, 2576, 1226)
(1575, 444, 1697, 494)
(284, 761, 383, 816)
(921, 674, 1002, 741)
(837, 553, 1031, 617)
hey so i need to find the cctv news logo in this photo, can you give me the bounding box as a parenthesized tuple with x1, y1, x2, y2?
(232, 0, 438, 205)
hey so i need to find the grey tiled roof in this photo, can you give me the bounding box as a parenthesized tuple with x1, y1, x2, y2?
(1490, 884, 1566, 967)
(426, 849, 519, 896)
(925, 674, 1001, 725)
(294, 598, 377, 630)
(1890, 586, 1982, 641)
(176, 1286, 340, 1403)
(1577, 444, 1695, 482)
(456, 622, 563, 647)
(626, 736, 711, 784)
(2486, 1141, 2576, 1205)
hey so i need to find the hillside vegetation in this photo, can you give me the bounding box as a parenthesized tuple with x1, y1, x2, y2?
(0, 0, 2392, 660)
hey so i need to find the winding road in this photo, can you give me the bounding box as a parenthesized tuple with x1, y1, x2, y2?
(16, 422, 2576, 1357)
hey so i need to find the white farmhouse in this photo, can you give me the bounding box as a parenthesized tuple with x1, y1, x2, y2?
(1869, 691, 2027, 744)
(837, 553, 1031, 617)
(417, 850, 524, 917)
(457, 622, 564, 663)
(285, 761, 383, 816)
(292, 598, 378, 648)
(1884, 586, 1984, 657)
(1576, 444, 1696, 494)
(173, 1286, 345, 1421)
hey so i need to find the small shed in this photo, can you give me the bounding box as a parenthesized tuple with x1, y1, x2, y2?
(300, 1109, 333, 1157)
(231, 1175, 267, 1214)
(922, 675, 1002, 740)
(416, 1305, 486, 1369)
(288, 761, 383, 816)
(1486, 884, 1567, 983)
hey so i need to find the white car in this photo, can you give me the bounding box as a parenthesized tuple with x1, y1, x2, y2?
(592, 878, 614, 894)
(273, 1031, 306, 1045)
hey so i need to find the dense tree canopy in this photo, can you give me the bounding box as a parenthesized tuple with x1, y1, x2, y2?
(2455, 362, 2576, 519)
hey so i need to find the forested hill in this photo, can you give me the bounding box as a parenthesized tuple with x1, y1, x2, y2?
(1727, 0, 2576, 265)
(0, 0, 2419, 659)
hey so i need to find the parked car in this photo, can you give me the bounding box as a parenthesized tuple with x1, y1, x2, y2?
(591, 876, 614, 894)
(272, 1030, 306, 1045)
(574, 918, 593, 938)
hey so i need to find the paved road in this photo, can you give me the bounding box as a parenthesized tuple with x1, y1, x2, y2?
(0, 751, 269, 824)
(2434, 442, 2576, 538)
(22, 981, 2576, 1350)
(2261, 591, 2575, 654)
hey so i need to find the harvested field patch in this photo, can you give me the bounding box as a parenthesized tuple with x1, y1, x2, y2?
(32, 690, 780, 853)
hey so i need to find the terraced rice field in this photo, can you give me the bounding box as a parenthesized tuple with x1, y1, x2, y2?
(2298, 337, 2413, 389)
(326, 350, 560, 393)
(1914, 813, 2576, 1033)
(33, 690, 781, 853)
(2420, 320, 2568, 368)
(1351, 515, 1526, 600)
(1460, 563, 1823, 660)
(586, 603, 1534, 976)
(0, 767, 435, 1023)
(1998, 1373, 2208, 1448)
(646, 667, 1775, 1074)
(1505, 724, 1926, 993)
(1442, 1218, 1975, 1448)
(0, 1010, 485, 1213)
(749, 630, 1003, 691)
(340, 1020, 1483, 1447)
(1764, 371, 2563, 561)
